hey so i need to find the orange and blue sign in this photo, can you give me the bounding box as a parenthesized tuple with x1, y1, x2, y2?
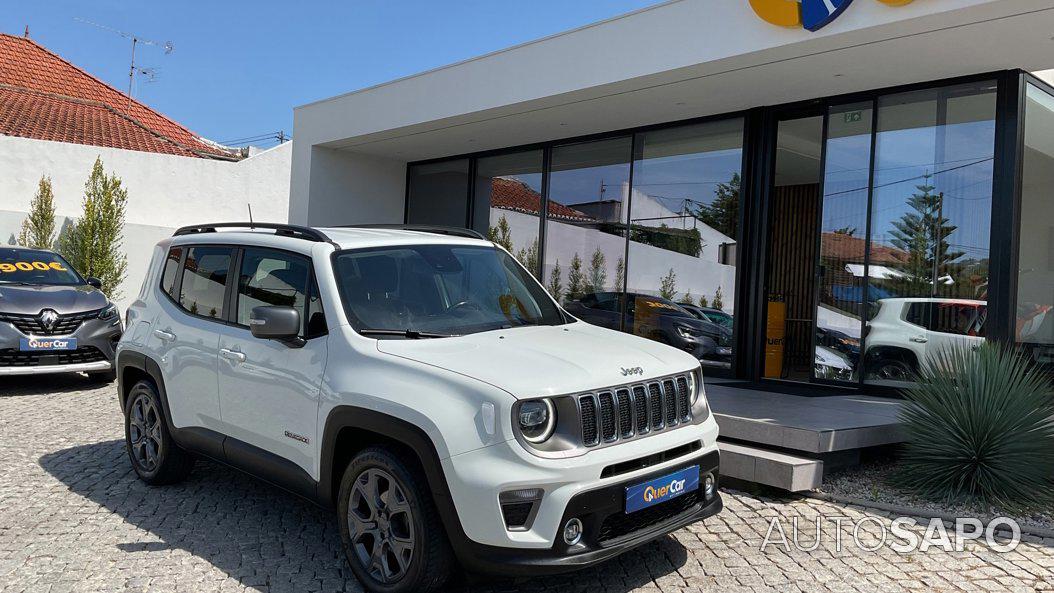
(750, 0, 914, 32)
(625, 465, 699, 513)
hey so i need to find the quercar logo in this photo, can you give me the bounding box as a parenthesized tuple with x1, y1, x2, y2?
(643, 478, 687, 503)
(750, 0, 914, 32)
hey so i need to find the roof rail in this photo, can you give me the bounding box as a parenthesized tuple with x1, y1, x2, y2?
(342, 224, 486, 241)
(173, 223, 332, 243)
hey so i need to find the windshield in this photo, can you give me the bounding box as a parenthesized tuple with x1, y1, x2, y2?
(334, 244, 567, 337)
(0, 248, 84, 286)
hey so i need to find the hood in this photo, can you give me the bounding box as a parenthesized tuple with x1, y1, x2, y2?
(663, 313, 729, 337)
(0, 283, 107, 315)
(375, 322, 699, 399)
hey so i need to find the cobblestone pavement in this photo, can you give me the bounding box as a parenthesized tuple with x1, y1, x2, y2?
(1, 376, 1053, 593)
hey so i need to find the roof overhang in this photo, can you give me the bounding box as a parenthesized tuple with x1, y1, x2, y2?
(293, 0, 1054, 162)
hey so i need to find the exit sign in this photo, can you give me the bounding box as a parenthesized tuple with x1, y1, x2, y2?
(844, 111, 863, 123)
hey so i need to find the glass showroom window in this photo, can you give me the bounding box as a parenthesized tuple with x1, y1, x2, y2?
(546, 137, 632, 330)
(813, 102, 874, 383)
(1016, 83, 1054, 369)
(473, 150, 544, 277)
(628, 119, 744, 369)
(407, 159, 470, 228)
(864, 81, 996, 386)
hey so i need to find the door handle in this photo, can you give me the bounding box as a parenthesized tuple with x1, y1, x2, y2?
(153, 329, 176, 342)
(910, 336, 928, 343)
(220, 348, 246, 363)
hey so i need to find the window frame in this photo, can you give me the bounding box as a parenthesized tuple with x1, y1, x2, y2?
(404, 69, 1025, 395)
(229, 246, 323, 340)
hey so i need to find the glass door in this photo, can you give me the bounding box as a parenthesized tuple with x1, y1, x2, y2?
(761, 113, 824, 382)
(812, 102, 875, 384)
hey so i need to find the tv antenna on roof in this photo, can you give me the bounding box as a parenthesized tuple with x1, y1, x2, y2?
(74, 17, 174, 109)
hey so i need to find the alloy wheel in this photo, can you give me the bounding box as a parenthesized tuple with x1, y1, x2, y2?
(347, 468, 415, 584)
(128, 392, 162, 472)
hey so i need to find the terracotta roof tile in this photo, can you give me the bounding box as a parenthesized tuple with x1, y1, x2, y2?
(489, 177, 594, 222)
(0, 33, 234, 159)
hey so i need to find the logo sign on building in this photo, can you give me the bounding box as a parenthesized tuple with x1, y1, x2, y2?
(750, 0, 914, 32)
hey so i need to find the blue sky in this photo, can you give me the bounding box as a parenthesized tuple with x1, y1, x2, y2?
(5, 1, 660, 147)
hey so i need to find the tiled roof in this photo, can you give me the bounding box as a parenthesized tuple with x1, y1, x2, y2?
(0, 86, 202, 157)
(820, 231, 905, 264)
(0, 33, 235, 159)
(489, 177, 594, 222)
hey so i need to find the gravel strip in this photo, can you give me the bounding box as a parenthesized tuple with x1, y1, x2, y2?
(817, 458, 1054, 533)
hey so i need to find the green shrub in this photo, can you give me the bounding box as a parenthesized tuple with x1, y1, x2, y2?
(897, 343, 1054, 510)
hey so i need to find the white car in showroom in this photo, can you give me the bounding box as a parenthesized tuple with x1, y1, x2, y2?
(115, 223, 722, 593)
(865, 297, 986, 382)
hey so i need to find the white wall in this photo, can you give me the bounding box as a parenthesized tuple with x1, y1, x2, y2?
(288, 144, 405, 226)
(491, 208, 735, 312)
(0, 136, 292, 310)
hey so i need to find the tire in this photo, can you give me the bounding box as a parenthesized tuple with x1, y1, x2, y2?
(869, 358, 913, 382)
(123, 379, 194, 485)
(88, 370, 117, 383)
(337, 446, 453, 593)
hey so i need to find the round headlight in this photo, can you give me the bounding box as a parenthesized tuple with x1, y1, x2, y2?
(518, 399, 556, 443)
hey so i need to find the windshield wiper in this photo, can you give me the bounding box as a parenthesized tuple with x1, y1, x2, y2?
(358, 329, 454, 339)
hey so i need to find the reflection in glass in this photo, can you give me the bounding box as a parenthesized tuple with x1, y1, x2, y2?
(813, 103, 872, 382)
(762, 116, 824, 381)
(1016, 83, 1054, 368)
(628, 119, 744, 368)
(864, 82, 995, 386)
(474, 150, 544, 277)
(544, 138, 632, 318)
(407, 159, 470, 228)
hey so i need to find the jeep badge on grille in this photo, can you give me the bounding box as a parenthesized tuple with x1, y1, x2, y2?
(620, 366, 643, 377)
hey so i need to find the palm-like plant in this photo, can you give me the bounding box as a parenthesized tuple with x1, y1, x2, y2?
(897, 343, 1054, 511)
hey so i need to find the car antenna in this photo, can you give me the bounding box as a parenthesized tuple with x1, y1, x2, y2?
(247, 203, 254, 229)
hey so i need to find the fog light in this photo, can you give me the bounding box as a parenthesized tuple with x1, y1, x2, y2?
(704, 473, 715, 499)
(562, 518, 583, 546)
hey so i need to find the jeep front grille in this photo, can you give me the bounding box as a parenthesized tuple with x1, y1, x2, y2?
(578, 374, 693, 447)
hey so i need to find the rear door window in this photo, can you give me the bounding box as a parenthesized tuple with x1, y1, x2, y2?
(179, 246, 234, 319)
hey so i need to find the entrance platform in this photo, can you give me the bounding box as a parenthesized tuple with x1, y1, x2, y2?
(705, 380, 906, 492)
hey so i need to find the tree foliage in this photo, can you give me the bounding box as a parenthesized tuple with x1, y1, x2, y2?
(18, 176, 57, 249)
(586, 247, 607, 293)
(659, 268, 677, 300)
(59, 158, 128, 299)
(887, 175, 964, 296)
(547, 260, 563, 303)
(693, 172, 740, 239)
(488, 215, 514, 251)
(712, 286, 724, 310)
(566, 253, 585, 302)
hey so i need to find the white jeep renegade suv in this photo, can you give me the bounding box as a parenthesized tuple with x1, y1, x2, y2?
(116, 223, 721, 592)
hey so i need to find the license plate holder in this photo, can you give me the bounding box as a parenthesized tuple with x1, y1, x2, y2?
(19, 337, 77, 351)
(625, 465, 699, 514)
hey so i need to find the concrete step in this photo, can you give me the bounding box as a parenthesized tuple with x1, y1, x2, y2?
(706, 383, 905, 454)
(719, 441, 823, 492)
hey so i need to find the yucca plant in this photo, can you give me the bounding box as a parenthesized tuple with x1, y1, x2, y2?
(897, 343, 1054, 511)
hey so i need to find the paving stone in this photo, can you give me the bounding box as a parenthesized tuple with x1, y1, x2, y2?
(1, 376, 1053, 592)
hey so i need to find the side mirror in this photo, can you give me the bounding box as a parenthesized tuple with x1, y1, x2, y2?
(249, 306, 303, 347)
(86, 277, 103, 289)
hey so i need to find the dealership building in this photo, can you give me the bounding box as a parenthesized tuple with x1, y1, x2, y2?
(290, 0, 1054, 413)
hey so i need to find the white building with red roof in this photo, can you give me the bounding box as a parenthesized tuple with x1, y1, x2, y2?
(0, 33, 292, 307)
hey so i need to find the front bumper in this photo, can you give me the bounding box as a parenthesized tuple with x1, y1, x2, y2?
(0, 314, 121, 375)
(454, 451, 721, 576)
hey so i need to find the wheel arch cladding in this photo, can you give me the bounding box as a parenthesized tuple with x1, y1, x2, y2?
(319, 406, 467, 547)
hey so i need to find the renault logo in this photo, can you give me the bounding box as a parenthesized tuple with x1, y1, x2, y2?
(39, 309, 59, 330)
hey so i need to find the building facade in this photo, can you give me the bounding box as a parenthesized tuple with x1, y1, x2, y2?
(290, 0, 1054, 394)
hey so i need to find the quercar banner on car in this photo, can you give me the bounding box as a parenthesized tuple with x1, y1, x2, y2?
(749, 0, 915, 32)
